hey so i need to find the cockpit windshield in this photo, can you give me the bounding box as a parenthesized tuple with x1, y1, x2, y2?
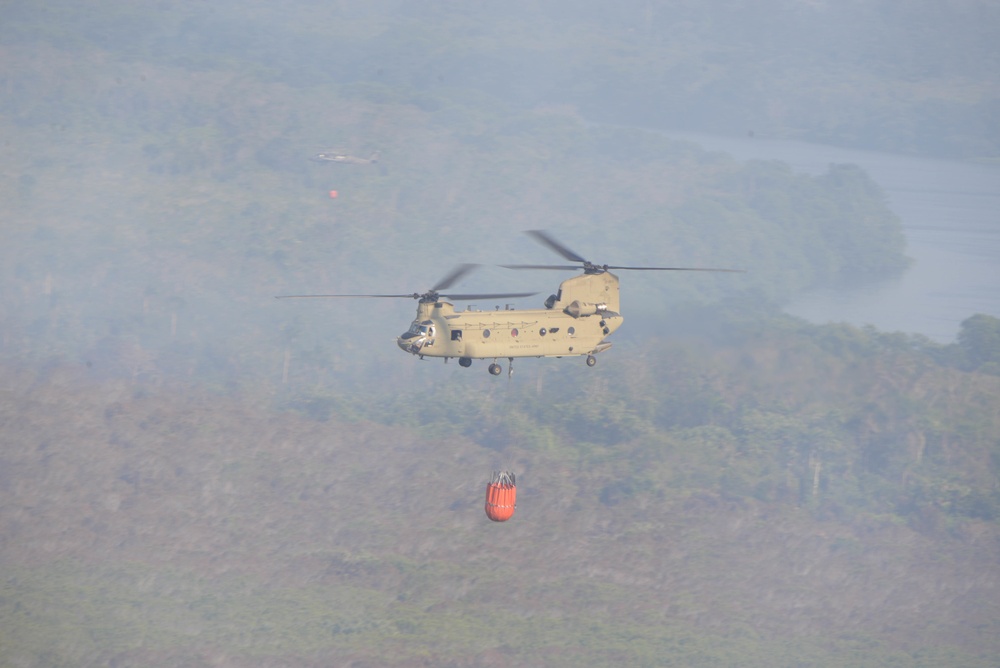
(408, 322, 435, 337)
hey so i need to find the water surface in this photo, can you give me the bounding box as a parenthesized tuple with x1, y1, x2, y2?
(670, 131, 1000, 342)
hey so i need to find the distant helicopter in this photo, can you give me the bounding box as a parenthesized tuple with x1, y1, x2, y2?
(277, 231, 743, 376)
(311, 149, 380, 165)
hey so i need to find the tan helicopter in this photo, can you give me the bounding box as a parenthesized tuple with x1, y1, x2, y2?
(277, 231, 742, 376)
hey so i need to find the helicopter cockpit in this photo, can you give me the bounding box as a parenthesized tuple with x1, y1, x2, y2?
(402, 321, 435, 338)
(398, 320, 435, 353)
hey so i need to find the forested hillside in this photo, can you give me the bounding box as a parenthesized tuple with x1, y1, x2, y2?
(2, 316, 999, 667)
(3, 0, 999, 159)
(1, 39, 910, 388)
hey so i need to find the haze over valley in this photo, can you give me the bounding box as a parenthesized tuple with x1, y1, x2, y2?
(2, 2, 999, 666)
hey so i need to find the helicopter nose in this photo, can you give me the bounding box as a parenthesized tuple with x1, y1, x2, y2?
(397, 331, 422, 353)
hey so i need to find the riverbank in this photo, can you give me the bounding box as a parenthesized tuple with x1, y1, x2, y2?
(667, 130, 1000, 342)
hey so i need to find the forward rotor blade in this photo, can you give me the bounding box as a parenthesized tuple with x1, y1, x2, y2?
(275, 293, 418, 299)
(500, 264, 582, 271)
(440, 292, 538, 301)
(432, 263, 479, 292)
(526, 230, 587, 264)
(276, 291, 538, 301)
(605, 265, 746, 273)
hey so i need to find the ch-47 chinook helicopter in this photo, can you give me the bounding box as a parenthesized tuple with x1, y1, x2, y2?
(277, 231, 742, 377)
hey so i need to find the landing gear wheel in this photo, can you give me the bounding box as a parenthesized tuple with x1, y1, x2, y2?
(586, 355, 597, 367)
(459, 357, 472, 368)
(488, 363, 502, 376)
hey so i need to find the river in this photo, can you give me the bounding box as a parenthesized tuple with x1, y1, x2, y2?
(668, 131, 1000, 344)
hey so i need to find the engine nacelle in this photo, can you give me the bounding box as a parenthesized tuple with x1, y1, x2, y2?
(564, 300, 607, 318)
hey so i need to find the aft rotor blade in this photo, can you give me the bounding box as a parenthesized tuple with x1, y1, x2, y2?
(502, 263, 745, 273)
(605, 265, 746, 273)
(275, 293, 419, 299)
(526, 230, 587, 263)
(440, 292, 538, 301)
(432, 263, 479, 292)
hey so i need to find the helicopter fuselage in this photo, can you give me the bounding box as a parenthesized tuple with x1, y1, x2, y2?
(397, 271, 623, 363)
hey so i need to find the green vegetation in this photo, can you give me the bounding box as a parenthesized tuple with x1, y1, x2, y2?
(3, 0, 999, 158)
(956, 314, 1000, 375)
(340, 309, 1000, 526)
(1, 562, 965, 667)
(0, 41, 910, 390)
(1, 314, 999, 666)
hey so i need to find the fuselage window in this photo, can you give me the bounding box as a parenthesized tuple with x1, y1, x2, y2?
(539, 328, 547, 336)
(511, 328, 518, 337)
(451, 330, 463, 341)
(483, 329, 491, 338)
(568, 326, 575, 335)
